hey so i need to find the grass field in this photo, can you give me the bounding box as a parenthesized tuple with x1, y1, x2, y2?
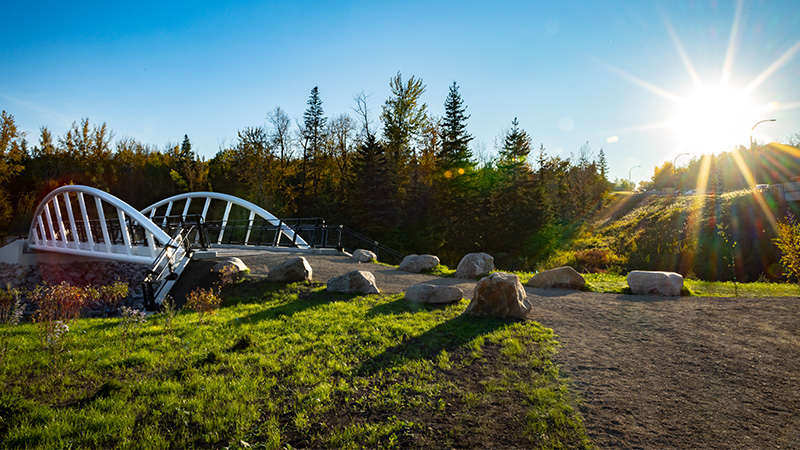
(0, 280, 591, 449)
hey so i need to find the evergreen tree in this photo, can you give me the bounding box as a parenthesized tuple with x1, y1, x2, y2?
(597, 148, 609, 181)
(499, 117, 532, 167)
(301, 86, 327, 202)
(438, 82, 473, 169)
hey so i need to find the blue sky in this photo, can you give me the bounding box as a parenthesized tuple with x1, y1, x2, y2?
(2, 0, 799, 184)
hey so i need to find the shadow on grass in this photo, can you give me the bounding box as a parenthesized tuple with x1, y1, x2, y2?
(356, 313, 513, 376)
(366, 296, 459, 317)
(229, 283, 352, 325)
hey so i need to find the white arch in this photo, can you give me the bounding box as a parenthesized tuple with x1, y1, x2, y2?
(27, 185, 172, 265)
(141, 192, 309, 248)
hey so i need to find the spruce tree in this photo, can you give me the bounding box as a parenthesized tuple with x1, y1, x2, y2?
(499, 117, 532, 167)
(438, 81, 473, 169)
(301, 86, 327, 202)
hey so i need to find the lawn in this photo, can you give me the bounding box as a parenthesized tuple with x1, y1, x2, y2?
(0, 280, 591, 449)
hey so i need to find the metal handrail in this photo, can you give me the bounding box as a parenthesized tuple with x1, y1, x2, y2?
(142, 226, 193, 309)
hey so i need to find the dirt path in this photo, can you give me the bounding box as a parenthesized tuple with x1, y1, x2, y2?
(527, 289, 800, 449)
(216, 250, 800, 449)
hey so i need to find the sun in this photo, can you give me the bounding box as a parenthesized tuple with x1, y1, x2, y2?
(669, 84, 758, 155)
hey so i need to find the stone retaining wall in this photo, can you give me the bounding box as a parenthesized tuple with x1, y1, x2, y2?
(0, 261, 149, 319)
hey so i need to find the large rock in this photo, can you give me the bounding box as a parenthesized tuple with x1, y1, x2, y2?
(528, 266, 585, 290)
(405, 283, 463, 304)
(465, 272, 530, 319)
(399, 254, 440, 273)
(455, 252, 494, 279)
(327, 270, 380, 294)
(352, 249, 377, 263)
(211, 257, 248, 274)
(266, 257, 313, 282)
(627, 270, 684, 296)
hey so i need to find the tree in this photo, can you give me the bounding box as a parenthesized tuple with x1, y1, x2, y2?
(0, 111, 27, 233)
(267, 106, 293, 172)
(300, 86, 327, 201)
(381, 72, 428, 166)
(499, 117, 532, 167)
(170, 135, 208, 192)
(597, 148, 608, 181)
(438, 82, 473, 169)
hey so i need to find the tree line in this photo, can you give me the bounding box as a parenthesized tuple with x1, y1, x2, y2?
(1, 73, 610, 269)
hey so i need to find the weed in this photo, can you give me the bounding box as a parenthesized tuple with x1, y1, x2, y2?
(119, 305, 147, 356)
(30, 282, 85, 353)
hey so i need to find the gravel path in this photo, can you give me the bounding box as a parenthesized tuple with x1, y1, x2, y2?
(219, 249, 800, 449)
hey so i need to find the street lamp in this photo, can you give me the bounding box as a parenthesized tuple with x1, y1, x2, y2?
(673, 152, 689, 192)
(629, 165, 640, 193)
(751, 119, 776, 186)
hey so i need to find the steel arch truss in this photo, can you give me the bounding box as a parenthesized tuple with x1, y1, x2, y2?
(27, 186, 308, 265)
(141, 192, 309, 249)
(27, 185, 173, 265)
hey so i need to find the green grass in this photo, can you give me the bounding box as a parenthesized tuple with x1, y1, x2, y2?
(581, 273, 800, 297)
(0, 280, 591, 449)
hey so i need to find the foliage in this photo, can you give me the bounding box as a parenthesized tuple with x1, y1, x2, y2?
(0, 285, 24, 325)
(31, 282, 86, 351)
(84, 281, 129, 316)
(185, 287, 221, 324)
(774, 214, 800, 282)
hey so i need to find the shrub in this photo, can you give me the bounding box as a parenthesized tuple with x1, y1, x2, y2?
(185, 287, 221, 324)
(0, 285, 24, 325)
(31, 282, 86, 351)
(775, 215, 800, 282)
(84, 281, 129, 316)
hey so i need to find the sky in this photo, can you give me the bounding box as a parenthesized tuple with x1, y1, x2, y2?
(2, 0, 800, 185)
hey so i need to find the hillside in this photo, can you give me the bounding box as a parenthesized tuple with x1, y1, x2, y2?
(544, 190, 800, 282)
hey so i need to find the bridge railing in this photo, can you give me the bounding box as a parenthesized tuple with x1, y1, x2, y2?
(142, 225, 194, 308)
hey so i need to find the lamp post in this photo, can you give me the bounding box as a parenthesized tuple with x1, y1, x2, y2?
(673, 152, 689, 192)
(629, 165, 640, 193)
(751, 119, 776, 187)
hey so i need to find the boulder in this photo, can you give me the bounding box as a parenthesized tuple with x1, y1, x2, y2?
(465, 272, 531, 319)
(266, 257, 313, 282)
(211, 257, 248, 274)
(455, 252, 494, 279)
(405, 283, 463, 304)
(352, 249, 377, 263)
(327, 270, 380, 294)
(399, 254, 440, 273)
(626, 270, 683, 296)
(527, 266, 585, 290)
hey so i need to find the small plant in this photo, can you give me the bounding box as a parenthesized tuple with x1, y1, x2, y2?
(31, 282, 86, 351)
(119, 306, 147, 356)
(717, 224, 739, 296)
(0, 285, 25, 365)
(85, 281, 129, 316)
(0, 285, 25, 325)
(160, 295, 179, 336)
(185, 287, 221, 324)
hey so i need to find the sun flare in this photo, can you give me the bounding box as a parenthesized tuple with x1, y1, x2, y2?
(669, 84, 758, 155)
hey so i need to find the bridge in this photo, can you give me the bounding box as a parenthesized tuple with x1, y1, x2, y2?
(21, 185, 402, 306)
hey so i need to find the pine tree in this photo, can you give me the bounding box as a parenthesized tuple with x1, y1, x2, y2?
(597, 148, 609, 181)
(499, 117, 532, 167)
(301, 86, 327, 201)
(438, 82, 473, 169)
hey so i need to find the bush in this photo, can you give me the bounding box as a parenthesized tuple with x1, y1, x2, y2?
(186, 288, 221, 324)
(774, 215, 800, 282)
